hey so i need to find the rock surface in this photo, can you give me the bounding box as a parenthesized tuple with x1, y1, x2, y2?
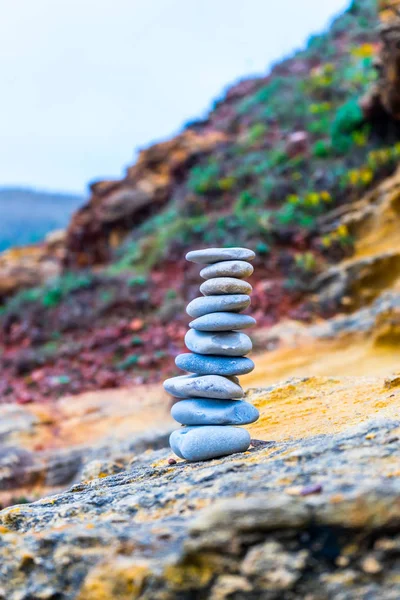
(0, 375, 399, 599)
(0, 235, 64, 300)
(0, 385, 174, 508)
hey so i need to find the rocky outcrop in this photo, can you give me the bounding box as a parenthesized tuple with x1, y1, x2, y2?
(362, 0, 400, 122)
(313, 166, 400, 311)
(63, 130, 227, 267)
(0, 374, 399, 599)
(0, 232, 65, 300)
(0, 384, 174, 508)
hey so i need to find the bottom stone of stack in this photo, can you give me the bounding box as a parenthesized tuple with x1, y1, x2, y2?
(170, 425, 251, 461)
(171, 398, 259, 426)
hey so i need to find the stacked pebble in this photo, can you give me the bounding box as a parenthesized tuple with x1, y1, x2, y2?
(164, 247, 259, 461)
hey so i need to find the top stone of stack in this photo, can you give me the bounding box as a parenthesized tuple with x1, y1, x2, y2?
(186, 247, 255, 264)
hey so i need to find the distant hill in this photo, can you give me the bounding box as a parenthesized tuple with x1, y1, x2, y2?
(0, 188, 83, 251)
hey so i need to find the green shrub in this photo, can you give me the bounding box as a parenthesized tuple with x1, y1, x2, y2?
(295, 252, 317, 273)
(331, 98, 364, 154)
(165, 289, 177, 300)
(40, 273, 94, 308)
(247, 123, 267, 144)
(308, 116, 331, 136)
(234, 191, 262, 214)
(188, 162, 221, 194)
(256, 242, 270, 255)
(117, 354, 139, 370)
(312, 140, 331, 158)
(128, 275, 147, 287)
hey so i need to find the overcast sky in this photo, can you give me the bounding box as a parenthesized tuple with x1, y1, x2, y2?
(0, 0, 349, 193)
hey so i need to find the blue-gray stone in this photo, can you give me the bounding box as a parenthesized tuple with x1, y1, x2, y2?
(200, 260, 254, 280)
(170, 426, 251, 461)
(186, 295, 251, 318)
(175, 353, 255, 376)
(163, 374, 243, 399)
(171, 398, 259, 426)
(186, 247, 255, 264)
(185, 329, 252, 357)
(200, 277, 252, 296)
(190, 312, 256, 332)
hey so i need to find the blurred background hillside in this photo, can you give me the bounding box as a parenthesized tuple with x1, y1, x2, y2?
(3, 0, 399, 407)
(0, 1, 348, 251)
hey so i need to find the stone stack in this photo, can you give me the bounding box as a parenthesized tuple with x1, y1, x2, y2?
(164, 247, 259, 461)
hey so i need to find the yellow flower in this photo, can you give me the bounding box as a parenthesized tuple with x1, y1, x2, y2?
(321, 235, 332, 248)
(348, 170, 360, 185)
(360, 169, 373, 185)
(351, 43, 374, 58)
(353, 130, 368, 147)
(218, 177, 235, 191)
(378, 149, 390, 163)
(337, 224, 349, 238)
(320, 191, 332, 202)
(323, 63, 335, 74)
(305, 193, 320, 206)
(309, 102, 331, 114)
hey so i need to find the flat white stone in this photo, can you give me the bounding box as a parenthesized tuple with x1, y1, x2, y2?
(185, 329, 252, 357)
(186, 247, 255, 264)
(189, 312, 256, 332)
(186, 295, 251, 318)
(200, 277, 252, 296)
(200, 260, 254, 280)
(163, 373, 243, 399)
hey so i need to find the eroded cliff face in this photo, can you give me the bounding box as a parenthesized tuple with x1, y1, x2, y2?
(0, 232, 65, 299)
(64, 131, 228, 268)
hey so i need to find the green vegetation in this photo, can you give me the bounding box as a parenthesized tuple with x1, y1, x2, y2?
(312, 140, 331, 158)
(117, 354, 140, 370)
(5, 272, 94, 312)
(331, 98, 365, 154)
